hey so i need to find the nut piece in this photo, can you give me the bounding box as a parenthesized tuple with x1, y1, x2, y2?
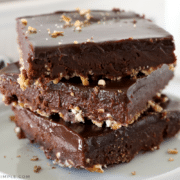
(10, 115, 15, 122)
(168, 157, 174, 162)
(21, 19, 27, 25)
(92, 120, 103, 127)
(33, 166, 41, 173)
(98, 79, 106, 86)
(80, 76, 89, 86)
(51, 31, 64, 38)
(56, 152, 61, 159)
(61, 15, 72, 25)
(86, 164, 104, 173)
(169, 64, 175, 71)
(131, 171, 136, 175)
(148, 100, 163, 112)
(31, 156, 39, 161)
(28, 26, 37, 34)
(70, 92, 74, 96)
(74, 41, 78, 44)
(168, 149, 178, 154)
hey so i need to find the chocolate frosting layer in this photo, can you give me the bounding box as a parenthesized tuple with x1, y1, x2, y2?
(12, 96, 180, 171)
(16, 9, 176, 83)
(0, 62, 174, 128)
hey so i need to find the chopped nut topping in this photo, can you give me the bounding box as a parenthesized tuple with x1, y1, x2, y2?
(148, 100, 163, 112)
(59, 112, 64, 118)
(79, 9, 91, 16)
(21, 19, 27, 25)
(168, 149, 178, 154)
(129, 37, 133, 40)
(162, 96, 168, 103)
(92, 120, 103, 127)
(85, 13, 92, 20)
(98, 79, 106, 86)
(28, 26, 37, 34)
(118, 90, 122, 93)
(4, 156, 6, 158)
(75, 7, 80, 12)
(169, 64, 175, 71)
(33, 165, 41, 173)
(51, 31, 64, 38)
(47, 28, 51, 34)
(168, 157, 174, 162)
(74, 41, 78, 44)
(131, 171, 136, 175)
(74, 20, 83, 27)
(61, 15, 72, 25)
(31, 156, 39, 161)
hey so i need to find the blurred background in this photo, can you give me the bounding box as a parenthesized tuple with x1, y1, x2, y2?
(0, 0, 180, 76)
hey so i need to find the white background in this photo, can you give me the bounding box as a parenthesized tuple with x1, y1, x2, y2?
(0, 0, 180, 179)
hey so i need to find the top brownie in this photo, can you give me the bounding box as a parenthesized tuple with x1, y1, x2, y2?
(16, 8, 176, 88)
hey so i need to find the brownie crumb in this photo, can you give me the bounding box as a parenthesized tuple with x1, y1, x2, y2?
(21, 19, 27, 26)
(34, 165, 41, 173)
(16, 155, 21, 158)
(4, 156, 6, 158)
(112, 8, 120, 12)
(28, 26, 37, 34)
(31, 156, 39, 161)
(131, 171, 136, 175)
(168, 149, 178, 154)
(10, 115, 15, 122)
(52, 167, 56, 169)
(168, 157, 174, 162)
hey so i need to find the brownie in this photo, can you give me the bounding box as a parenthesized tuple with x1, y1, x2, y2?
(0, 62, 174, 129)
(12, 96, 180, 172)
(16, 9, 176, 89)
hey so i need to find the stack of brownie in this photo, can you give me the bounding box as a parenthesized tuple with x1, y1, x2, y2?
(0, 9, 180, 173)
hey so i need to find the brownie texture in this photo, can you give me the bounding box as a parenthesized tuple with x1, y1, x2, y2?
(12, 96, 180, 172)
(16, 9, 176, 87)
(0, 62, 174, 129)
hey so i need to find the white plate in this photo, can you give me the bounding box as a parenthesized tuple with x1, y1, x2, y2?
(0, 77, 180, 180)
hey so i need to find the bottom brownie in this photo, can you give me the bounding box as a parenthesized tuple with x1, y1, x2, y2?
(12, 96, 180, 173)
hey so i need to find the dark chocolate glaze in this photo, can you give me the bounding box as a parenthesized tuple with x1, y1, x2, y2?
(16, 9, 176, 82)
(0, 62, 174, 127)
(12, 97, 180, 170)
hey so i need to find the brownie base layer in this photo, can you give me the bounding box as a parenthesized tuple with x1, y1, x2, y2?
(12, 96, 180, 172)
(16, 9, 176, 88)
(0, 62, 174, 129)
